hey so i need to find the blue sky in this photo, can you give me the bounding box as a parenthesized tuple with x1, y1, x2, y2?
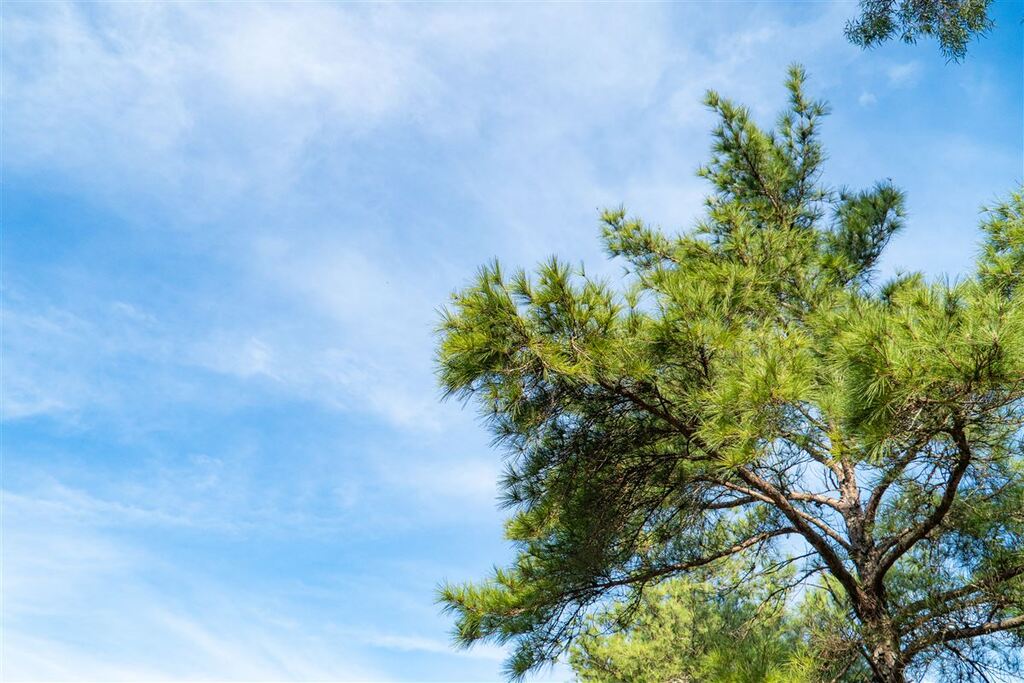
(1, 1, 1021, 680)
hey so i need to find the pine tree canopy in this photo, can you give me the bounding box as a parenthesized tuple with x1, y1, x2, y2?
(846, 0, 994, 61)
(436, 67, 1024, 683)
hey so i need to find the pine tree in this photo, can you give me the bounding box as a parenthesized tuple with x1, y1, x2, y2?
(436, 67, 1024, 683)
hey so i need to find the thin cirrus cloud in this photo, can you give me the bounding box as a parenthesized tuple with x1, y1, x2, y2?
(3, 489, 387, 681)
(2, 1, 1021, 681)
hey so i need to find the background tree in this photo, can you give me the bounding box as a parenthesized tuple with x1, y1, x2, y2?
(569, 559, 867, 683)
(846, 0, 994, 60)
(436, 67, 1024, 683)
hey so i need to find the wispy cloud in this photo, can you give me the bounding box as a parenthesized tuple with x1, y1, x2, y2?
(2, 1, 866, 435)
(887, 60, 923, 87)
(2, 490, 386, 681)
(351, 631, 506, 662)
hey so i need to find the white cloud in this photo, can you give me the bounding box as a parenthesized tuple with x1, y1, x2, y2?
(0, 3, 676, 214)
(0, 2, 671, 432)
(1, 3, 441, 210)
(887, 60, 922, 87)
(210, 5, 437, 118)
(1, 479, 555, 680)
(859, 91, 878, 106)
(1, 274, 445, 431)
(4, 602, 387, 682)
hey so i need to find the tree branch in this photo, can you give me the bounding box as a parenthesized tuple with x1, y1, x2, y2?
(872, 425, 974, 591)
(718, 480, 852, 550)
(897, 562, 1024, 626)
(864, 446, 920, 528)
(906, 615, 1024, 656)
(589, 527, 798, 593)
(734, 467, 864, 608)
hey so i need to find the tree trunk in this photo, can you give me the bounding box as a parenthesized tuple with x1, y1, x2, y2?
(860, 597, 905, 683)
(866, 634, 905, 683)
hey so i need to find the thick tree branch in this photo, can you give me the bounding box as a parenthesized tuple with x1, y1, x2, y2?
(717, 480, 852, 550)
(734, 467, 864, 608)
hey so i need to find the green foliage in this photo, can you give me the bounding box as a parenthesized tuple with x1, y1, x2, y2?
(569, 561, 865, 683)
(845, 0, 994, 60)
(436, 67, 1024, 682)
(978, 191, 1024, 295)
